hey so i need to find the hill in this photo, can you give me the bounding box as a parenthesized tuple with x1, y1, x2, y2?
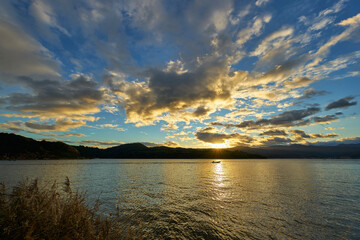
(0, 133, 80, 160)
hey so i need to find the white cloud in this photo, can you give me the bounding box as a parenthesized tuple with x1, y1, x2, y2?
(255, 0, 270, 7)
(251, 27, 294, 57)
(236, 15, 272, 46)
(338, 13, 360, 26)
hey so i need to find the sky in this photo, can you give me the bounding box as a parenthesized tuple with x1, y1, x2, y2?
(0, 0, 359, 149)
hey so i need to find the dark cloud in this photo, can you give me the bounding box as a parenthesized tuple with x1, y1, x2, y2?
(254, 54, 310, 85)
(260, 137, 294, 145)
(41, 133, 86, 137)
(0, 121, 23, 132)
(2, 75, 108, 120)
(193, 106, 210, 117)
(211, 107, 320, 129)
(66, 140, 122, 148)
(142, 141, 180, 148)
(297, 87, 329, 100)
(311, 133, 338, 138)
(312, 114, 340, 123)
(325, 96, 357, 110)
(0, 119, 86, 134)
(106, 57, 248, 125)
(290, 129, 311, 138)
(24, 119, 86, 131)
(260, 130, 288, 136)
(290, 129, 338, 139)
(195, 127, 253, 144)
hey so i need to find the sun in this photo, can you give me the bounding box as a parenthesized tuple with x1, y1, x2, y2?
(208, 142, 229, 149)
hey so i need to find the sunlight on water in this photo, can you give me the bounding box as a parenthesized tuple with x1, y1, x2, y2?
(0, 159, 359, 239)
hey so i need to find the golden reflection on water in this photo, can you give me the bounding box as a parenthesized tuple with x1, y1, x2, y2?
(212, 161, 225, 186)
(211, 161, 233, 203)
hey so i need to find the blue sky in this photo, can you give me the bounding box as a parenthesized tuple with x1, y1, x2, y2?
(0, 0, 359, 148)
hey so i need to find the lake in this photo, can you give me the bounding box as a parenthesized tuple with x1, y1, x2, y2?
(0, 159, 359, 239)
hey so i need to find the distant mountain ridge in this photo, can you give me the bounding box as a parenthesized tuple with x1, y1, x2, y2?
(1, 132, 359, 160)
(0, 133, 262, 160)
(75, 143, 263, 159)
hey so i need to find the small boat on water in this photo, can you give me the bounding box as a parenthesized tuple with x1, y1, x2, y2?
(212, 161, 221, 163)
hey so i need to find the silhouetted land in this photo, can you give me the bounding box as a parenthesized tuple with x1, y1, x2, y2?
(1, 132, 359, 160)
(0, 133, 262, 160)
(233, 144, 360, 159)
(0, 133, 80, 160)
(75, 143, 263, 159)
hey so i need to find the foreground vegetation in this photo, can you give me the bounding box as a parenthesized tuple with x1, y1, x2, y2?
(0, 178, 127, 240)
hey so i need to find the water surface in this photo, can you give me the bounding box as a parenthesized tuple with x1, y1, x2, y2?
(0, 159, 359, 239)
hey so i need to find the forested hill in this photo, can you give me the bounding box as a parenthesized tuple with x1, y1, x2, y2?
(75, 143, 264, 159)
(0, 133, 80, 160)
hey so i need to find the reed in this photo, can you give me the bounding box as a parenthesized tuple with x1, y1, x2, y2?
(0, 178, 122, 240)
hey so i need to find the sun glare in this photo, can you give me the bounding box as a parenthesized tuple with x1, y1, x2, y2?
(209, 143, 229, 149)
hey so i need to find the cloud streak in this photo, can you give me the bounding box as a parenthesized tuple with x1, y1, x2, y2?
(326, 97, 357, 110)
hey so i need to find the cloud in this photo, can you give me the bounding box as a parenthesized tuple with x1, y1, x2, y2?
(193, 106, 212, 117)
(106, 57, 248, 125)
(297, 87, 329, 100)
(0, 121, 24, 132)
(302, 0, 347, 32)
(336, 137, 360, 144)
(255, 0, 271, 7)
(283, 77, 314, 89)
(312, 114, 340, 123)
(67, 140, 123, 148)
(24, 119, 86, 131)
(2, 75, 108, 120)
(195, 127, 253, 144)
(290, 129, 311, 138)
(162, 141, 180, 148)
(41, 133, 86, 137)
(251, 27, 294, 58)
(325, 96, 357, 110)
(161, 124, 179, 130)
(259, 130, 288, 136)
(29, 0, 70, 36)
(0, 120, 88, 136)
(338, 13, 360, 26)
(1, 0, 359, 148)
(211, 107, 321, 129)
(311, 133, 339, 138)
(0, 20, 59, 79)
(260, 137, 294, 145)
(236, 14, 272, 46)
(309, 14, 360, 67)
(142, 141, 181, 148)
(290, 129, 338, 139)
(98, 124, 126, 131)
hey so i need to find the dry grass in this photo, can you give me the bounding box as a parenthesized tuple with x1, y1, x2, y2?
(0, 178, 122, 240)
